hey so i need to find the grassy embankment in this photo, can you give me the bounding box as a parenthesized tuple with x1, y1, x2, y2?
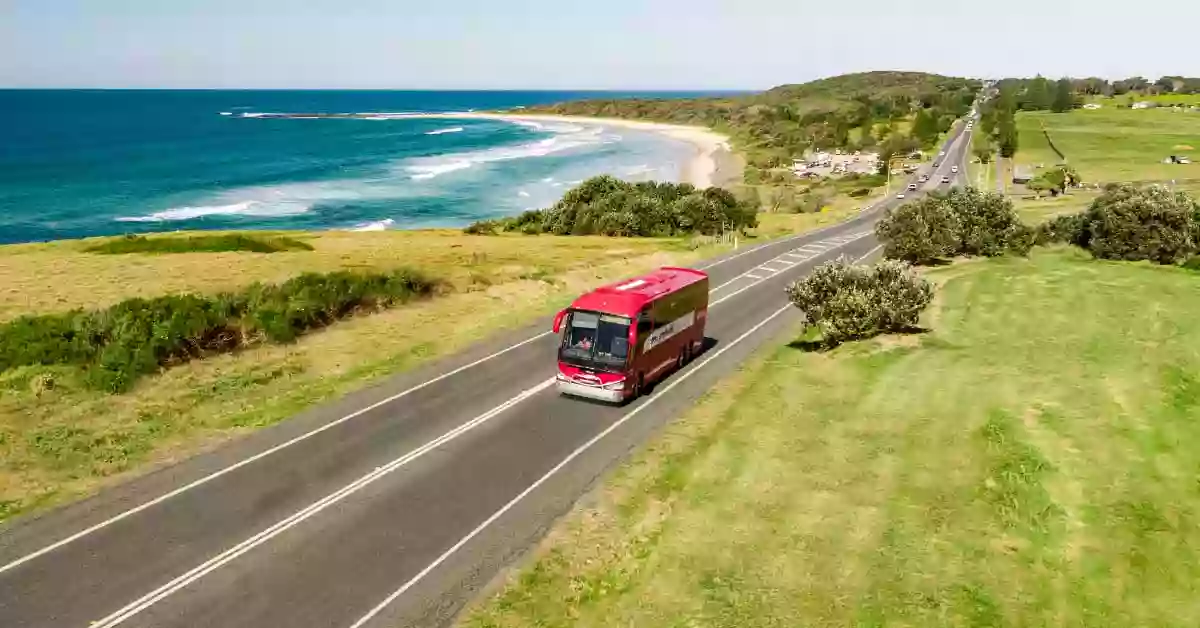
(463, 247, 1200, 627)
(1008, 107, 1200, 225)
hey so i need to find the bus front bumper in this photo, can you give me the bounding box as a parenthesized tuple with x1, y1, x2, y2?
(556, 376, 627, 403)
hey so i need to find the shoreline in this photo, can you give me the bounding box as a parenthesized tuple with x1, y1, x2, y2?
(405, 112, 734, 189)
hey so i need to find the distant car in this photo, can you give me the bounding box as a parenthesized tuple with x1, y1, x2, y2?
(919, 174, 929, 182)
(951, 165, 959, 173)
(939, 151, 946, 157)
(907, 183, 917, 191)
(896, 193, 906, 199)
(933, 161, 941, 168)
(941, 176, 951, 183)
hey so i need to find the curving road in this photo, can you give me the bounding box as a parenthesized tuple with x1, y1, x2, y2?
(0, 116, 976, 628)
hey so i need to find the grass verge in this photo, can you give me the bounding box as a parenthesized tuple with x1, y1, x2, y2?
(462, 247, 1200, 627)
(84, 233, 314, 254)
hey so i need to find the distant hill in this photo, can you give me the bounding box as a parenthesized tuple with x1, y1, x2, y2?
(524, 71, 980, 185)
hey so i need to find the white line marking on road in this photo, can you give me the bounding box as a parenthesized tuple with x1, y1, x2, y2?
(0, 227, 872, 575)
(0, 328, 555, 578)
(345, 305, 797, 628)
(345, 240, 885, 628)
(74, 232, 873, 626)
(742, 273, 765, 280)
(85, 379, 557, 628)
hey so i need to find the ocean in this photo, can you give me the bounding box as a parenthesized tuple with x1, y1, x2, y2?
(0, 90, 731, 245)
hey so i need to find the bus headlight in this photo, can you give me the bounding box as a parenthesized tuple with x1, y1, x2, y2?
(601, 379, 626, 390)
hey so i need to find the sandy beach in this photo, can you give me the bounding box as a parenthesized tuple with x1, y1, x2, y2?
(412, 112, 734, 189)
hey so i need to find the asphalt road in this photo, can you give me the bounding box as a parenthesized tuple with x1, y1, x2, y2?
(0, 117, 976, 628)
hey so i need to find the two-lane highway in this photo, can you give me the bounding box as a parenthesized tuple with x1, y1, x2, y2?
(0, 118, 976, 628)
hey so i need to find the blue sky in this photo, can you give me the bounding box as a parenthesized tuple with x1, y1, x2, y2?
(2, 0, 1197, 89)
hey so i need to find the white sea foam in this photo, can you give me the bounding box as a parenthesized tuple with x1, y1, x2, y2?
(518, 190, 531, 198)
(115, 199, 310, 222)
(403, 125, 608, 181)
(350, 218, 396, 232)
(114, 177, 426, 223)
(541, 177, 554, 183)
(425, 126, 464, 135)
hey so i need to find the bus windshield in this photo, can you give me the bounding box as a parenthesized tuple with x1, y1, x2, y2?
(559, 311, 631, 372)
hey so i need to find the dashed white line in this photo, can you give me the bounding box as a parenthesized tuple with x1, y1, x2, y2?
(77, 230, 873, 627)
(343, 238, 887, 628)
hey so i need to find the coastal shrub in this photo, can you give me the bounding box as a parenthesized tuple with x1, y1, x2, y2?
(1082, 184, 1199, 264)
(462, 220, 500, 235)
(0, 268, 437, 393)
(943, 187, 1034, 257)
(463, 176, 758, 238)
(874, 195, 960, 264)
(1035, 212, 1090, 247)
(849, 187, 872, 198)
(85, 233, 313, 254)
(786, 259, 933, 347)
(875, 187, 1032, 264)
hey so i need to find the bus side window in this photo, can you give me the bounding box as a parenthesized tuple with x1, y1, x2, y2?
(637, 310, 653, 336)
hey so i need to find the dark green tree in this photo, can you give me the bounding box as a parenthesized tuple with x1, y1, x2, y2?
(1022, 76, 1054, 111)
(1052, 78, 1074, 113)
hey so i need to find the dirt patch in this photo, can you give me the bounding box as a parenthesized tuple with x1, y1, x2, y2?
(1173, 145, 1195, 151)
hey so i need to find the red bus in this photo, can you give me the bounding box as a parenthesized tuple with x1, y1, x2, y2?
(552, 267, 709, 403)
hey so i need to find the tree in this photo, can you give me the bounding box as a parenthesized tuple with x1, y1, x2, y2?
(1052, 78, 1074, 113)
(911, 108, 940, 147)
(1022, 76, 1054, 111)
(1156, 76, 1178, 93)
(973, 144, 994, 165)
(874, 196, 961, 264)
(1085, 184, 1199, 264)
(997, 118, 1019, 158)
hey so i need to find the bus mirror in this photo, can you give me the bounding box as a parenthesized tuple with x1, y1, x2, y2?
(552, 310, 566, 334)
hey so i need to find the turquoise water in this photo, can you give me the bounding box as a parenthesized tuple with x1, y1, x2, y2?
(0, 90, 730, 244)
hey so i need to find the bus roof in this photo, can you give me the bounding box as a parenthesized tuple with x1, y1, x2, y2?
(569, 267, 708, 318)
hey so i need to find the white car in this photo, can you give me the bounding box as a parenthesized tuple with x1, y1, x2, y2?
(951, 165, 959, 173)
(941, 176, 951, 183)
(896, 193, 906, 199)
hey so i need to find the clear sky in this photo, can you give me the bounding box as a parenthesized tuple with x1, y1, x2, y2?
(2, 0, 1197, 90)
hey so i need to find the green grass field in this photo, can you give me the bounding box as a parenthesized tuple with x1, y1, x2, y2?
(1087, 94, 1200, 107)
(463, 248, 1200, 628)
(1016, 108, 1200, 183)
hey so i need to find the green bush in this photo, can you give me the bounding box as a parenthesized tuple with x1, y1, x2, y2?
(874, 195, 960, 264)
(875, 187, 1031, 264)
(786, 259, 933, 347)
(1035, 212, 1090, 247)
(86, 233, 313, 254)
(1083, 184, 1199, 264)
(462, 220, 500, 235)
(0, 268, 436, 393)
(464, 176, 758, 238)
